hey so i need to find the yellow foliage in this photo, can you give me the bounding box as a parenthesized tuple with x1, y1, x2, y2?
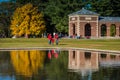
(10, 50, 46, 77)
(10, 3, 46, 37)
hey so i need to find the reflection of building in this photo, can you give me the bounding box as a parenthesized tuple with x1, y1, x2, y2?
(68, 50, 99, 76)
(68, 50, 120, 76)
(99, 53, 120, 67)
(69, 8, 120, 38)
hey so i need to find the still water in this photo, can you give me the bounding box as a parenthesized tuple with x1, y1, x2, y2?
(0, 49, 120, 80)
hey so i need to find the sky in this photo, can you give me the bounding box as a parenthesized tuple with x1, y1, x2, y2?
(0, 0, 10, 2)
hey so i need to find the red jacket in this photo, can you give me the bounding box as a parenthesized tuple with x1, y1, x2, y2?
(54, 34, 58, 39)
(48, 34, 52, 40)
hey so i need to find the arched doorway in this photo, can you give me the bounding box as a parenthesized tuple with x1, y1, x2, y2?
(101, 24, 107, 36)
(85, 23, 91, 36)
(72, 24, 76, 35)
(110, 24, 116, 37)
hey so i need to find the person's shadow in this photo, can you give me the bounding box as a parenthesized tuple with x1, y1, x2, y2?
(59, 44, 67, 45)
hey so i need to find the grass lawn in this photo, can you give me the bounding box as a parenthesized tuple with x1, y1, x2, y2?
(0, 38, 120, 51)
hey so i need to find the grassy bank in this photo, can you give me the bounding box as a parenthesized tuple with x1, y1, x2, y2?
(0, 38, 120, 51)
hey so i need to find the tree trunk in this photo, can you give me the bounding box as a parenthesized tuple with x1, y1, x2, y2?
(25, 34, 29, 38)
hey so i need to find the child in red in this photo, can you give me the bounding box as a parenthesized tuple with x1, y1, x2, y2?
(47, 34, 52, 45)
(54, 33, 59, 45)
(51, 38, 54, 45)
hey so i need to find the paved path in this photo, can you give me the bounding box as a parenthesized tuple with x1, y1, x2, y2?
(0, 47, 120, 53)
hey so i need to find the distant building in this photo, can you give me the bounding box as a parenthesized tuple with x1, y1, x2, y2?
(68, 8, 120, 38)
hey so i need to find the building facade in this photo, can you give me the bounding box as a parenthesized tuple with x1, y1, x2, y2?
(68, 8, 120, 38)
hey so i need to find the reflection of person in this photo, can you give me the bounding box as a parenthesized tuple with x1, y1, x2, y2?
(54, 33, 59, 45)
(54, 52, 58, 58)
(47, 34, 52, 45)
(48, 50, 51, 59)
(47, 49, 59, 59)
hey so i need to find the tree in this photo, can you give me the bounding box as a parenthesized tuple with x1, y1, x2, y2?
(10, 3, 46, 38)
(56, 16, 68, 33)
(0, 2, 18, 37)
(44, 0, 84, 34)
(109, 0, 120, 16)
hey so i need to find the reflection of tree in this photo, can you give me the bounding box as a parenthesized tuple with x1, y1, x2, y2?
(0, 51, 10, 60)
(0, 51, 14, 75)
(10, 50, 46, 77)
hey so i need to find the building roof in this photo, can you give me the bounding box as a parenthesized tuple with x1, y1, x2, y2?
(68, 8, 120, 22)
(68, 8, 99, 16)
(99, 17, 120, 22)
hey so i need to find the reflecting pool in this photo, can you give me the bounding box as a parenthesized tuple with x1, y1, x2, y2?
(0, 49, 120, 80)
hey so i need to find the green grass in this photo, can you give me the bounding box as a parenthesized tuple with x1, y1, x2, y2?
(0, 38, 120, 51)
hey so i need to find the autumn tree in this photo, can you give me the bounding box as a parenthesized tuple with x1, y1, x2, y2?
(10, 3, 46, 38)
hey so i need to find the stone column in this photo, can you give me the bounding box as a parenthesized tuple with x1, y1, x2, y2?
(68, 17, 71, 37)
(106, 24, 110, 37)
(116, 26, 120, 37)
(96, 17, 99, 38)
(77, 16, 80, 36)
(76, 51, 79, 69)
(98, 23, 101, 37)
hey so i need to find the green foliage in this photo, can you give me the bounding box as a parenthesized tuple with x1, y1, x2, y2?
(44, 0, 84, 34)
(56, 17, 68, 33)
(1, 0, 120, 37)
(86, 0, 113, 16)
(10, 3, 46, 38)
(0, 2, 17, 37)
(110, 0, 120, 16)
(0, 25, 4, 35)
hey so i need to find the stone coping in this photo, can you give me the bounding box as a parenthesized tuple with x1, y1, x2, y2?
(0, 47, 120, 54)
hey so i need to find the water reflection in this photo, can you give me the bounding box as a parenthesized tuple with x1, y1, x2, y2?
(68, 50, 120, 79)
(10, 50, 46, 77)
(0, 49, 120, 80)
(0, 75, 15, 80)
(45, 50, 68, 80)
(0, 51, 15, 80)
(47, 49, 60, 59)
(68, 50, 99, 77)
(100, 53, 120, 67)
